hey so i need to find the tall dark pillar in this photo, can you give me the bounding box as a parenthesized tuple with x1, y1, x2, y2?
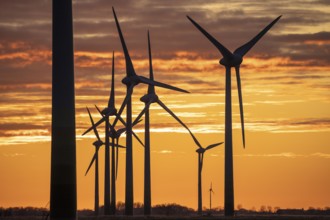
(94, 148, 99, 216)
(144, 107, 151, 215)
(104, 119, 111, 215)
(197, 154, 202, 215)
(110, 137, 117, 215)
(224, 67, 234, 216)
(50, 0, 76, 219)
(125, 87, 134, 215)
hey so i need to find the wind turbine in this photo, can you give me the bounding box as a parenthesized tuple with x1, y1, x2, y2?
(95, 105, 144, 215)
(110, 7, 189, 215)
(209, 182, 214, 212)
(85, 107, 103, 216)
(187, 15, 281, 216)
(129, 31, 189, 215)
(83, 50, 142, 215)
(98, 51, 122, 215)
(82, 48, 144, 215)
(193, 135, 223, 215)
(51, 0, 76, 219)
(101, 51, 116, 215)
(83, 51, 119, 215)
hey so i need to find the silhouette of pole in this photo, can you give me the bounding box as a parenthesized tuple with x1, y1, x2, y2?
(50, 0, 76, 219)
(104, 119, 111, 215)
(224, 66, 234, 216)
(197, 154, 202, 215)
(94, 147, 99, 216)
(110, 136, 116, 214)
(125, 86, 134, 215)
(109, 52, 117, 215)
(144, 106, 151, 215)
(209, 183, 213, 211)
(209, 188, 211, 211)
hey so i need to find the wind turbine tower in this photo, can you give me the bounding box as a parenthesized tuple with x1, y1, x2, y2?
(209, 182, 214, 211)
(50, 0, 76, 219)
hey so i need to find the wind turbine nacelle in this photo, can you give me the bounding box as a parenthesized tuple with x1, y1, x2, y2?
(196, 148, 205, 153)
(93, 140, 103, 148)
(140, 93, 158, 103)
(219, 56, 242, 67)
(122, 75, 140, 86)
(101, 107, 117, 116)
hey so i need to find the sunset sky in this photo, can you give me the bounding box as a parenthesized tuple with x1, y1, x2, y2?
(0, 0, 329, 211)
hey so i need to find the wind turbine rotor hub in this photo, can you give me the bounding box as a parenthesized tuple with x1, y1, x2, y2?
(219, 56, 242, 67)
(140, 93, 158, 103)
(121, 76, 133, 86)
(93, 140, 103, 148)
(101, 107, 117, 116)
(196, 148, 205, 153)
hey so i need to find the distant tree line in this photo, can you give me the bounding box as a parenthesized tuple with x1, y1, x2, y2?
(0, 206, 48, 217)
(1, 204, 329, 217)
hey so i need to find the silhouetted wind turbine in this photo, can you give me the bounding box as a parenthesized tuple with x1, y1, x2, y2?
(83, 49, 143, 215)
(111, 7, 189, 215)
(85, 107, 103, 216)
(95, 104, 144, 215)
(193, 135, 223, 215)
(187, 15, 281, 216)
(51, 0, 76, 219)
(129, 31, 189, 215)
(83, 51, 117, 215)
(102, 51, 119, 215)
(209, 182, 214, 211)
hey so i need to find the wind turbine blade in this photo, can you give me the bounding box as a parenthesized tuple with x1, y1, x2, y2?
(112, 84, 134, 126)
(112, 7, 136, 77)
(157, 99, 202, 148)
(108, 51, 115, 108)
(187, 16, 233, 59)
(138, 76, 189, 94)
(83, 119, 104, 136)
(117, 114, 126, 126)
(235, 66, 245, 148)
(205, 142, 224, 151)
(82, 112, 107, 136)
(133, 119, 143, 127)
(86, 107, 101, 142)
(114, 143, 126, 148)
(117, 127, 126, 136)
(132, 131, 145, 147)
(147, 30, 155, 94)
(234, 15, 282, 57)
(132, 102, 151, 126)
(85, 149, 98, 176)
(94, 104, 103, 116)
(116, 126, 144, 147)
(148, 31, 154, 81)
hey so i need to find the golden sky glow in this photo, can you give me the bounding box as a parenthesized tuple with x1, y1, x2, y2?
(0, 0, 329, 211)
